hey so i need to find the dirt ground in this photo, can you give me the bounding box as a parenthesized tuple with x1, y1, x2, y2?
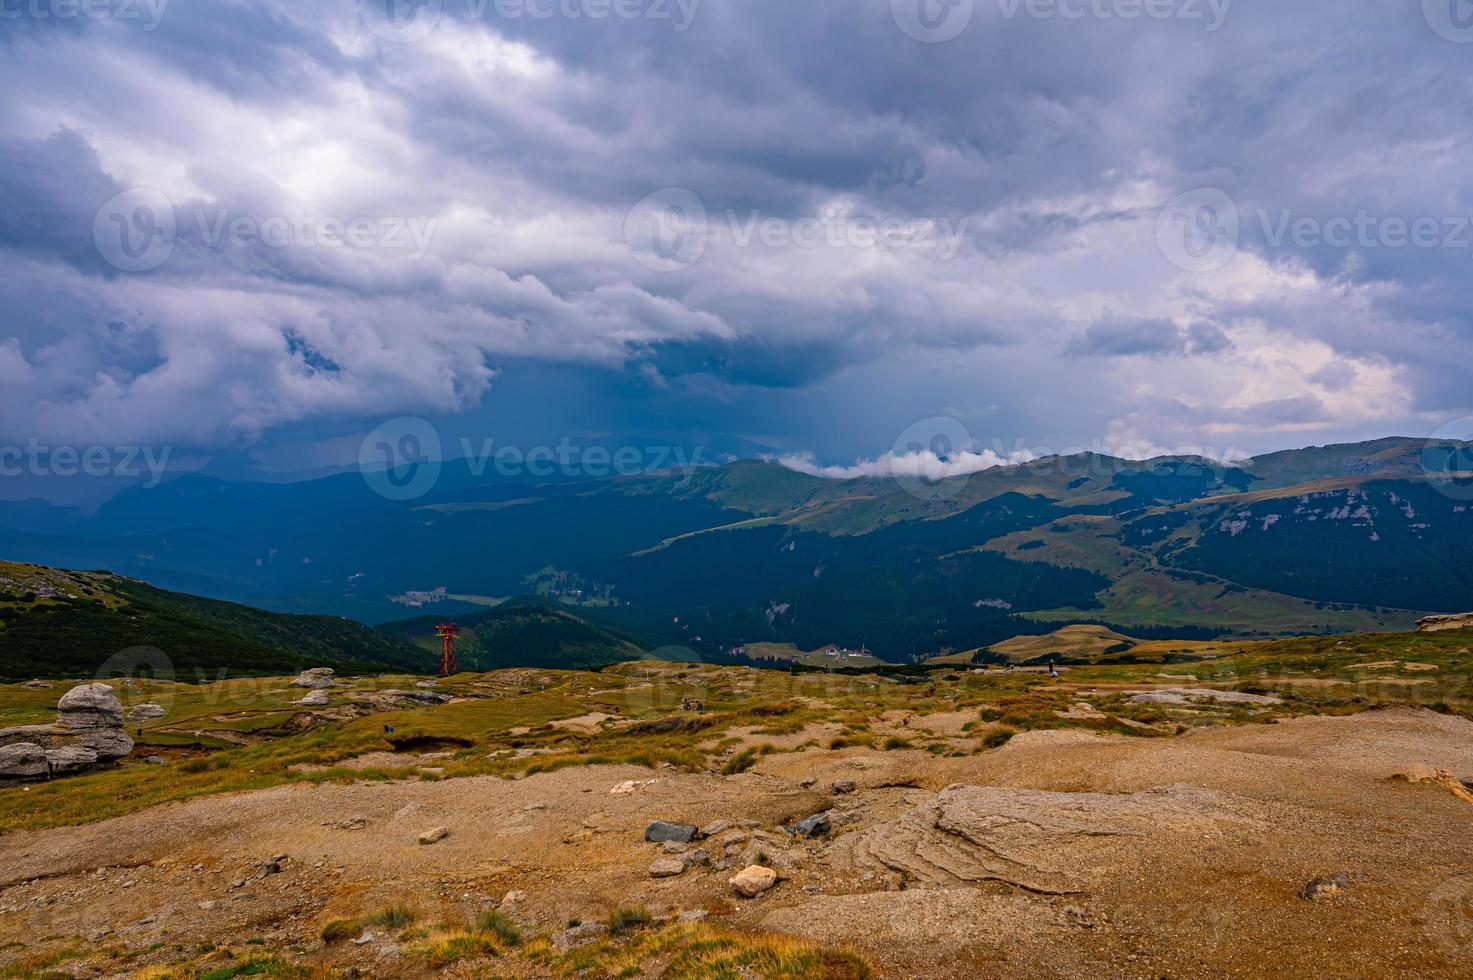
(3, 707, 1473, 978)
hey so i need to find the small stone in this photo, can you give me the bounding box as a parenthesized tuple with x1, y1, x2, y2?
(684, 849, 712, 867)
(729, 865, 779, 898)
(418, 827, 450, 846)
(700, 820, 733, 838)
(145, 756, 166, 765)
(198, 901, 219, 911)
(661, 841, 689, 855)
(1300, 872, 1353, 900)
(799, 778, 817, 789)
(649, 857, 687, 878)
(645, 821, 699, 844)
(832, 780, 857, 795)
(678, 909, 708, 922)
(502, 890, 527, 905)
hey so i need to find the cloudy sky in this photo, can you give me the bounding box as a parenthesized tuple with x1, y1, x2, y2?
(2, 0, 1472, 493)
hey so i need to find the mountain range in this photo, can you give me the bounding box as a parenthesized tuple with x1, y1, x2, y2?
(1, 436, 1469, 666)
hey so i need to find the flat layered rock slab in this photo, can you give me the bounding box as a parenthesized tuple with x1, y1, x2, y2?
(830, 784, 1267, 895)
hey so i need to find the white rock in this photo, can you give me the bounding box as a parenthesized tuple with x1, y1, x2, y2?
(729, 865, 778, 898)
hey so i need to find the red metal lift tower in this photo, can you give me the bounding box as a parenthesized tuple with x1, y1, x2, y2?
(436, 623, 460, 677)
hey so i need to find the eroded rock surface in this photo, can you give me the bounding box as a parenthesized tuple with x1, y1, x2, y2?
(830, 783, 1261, 895)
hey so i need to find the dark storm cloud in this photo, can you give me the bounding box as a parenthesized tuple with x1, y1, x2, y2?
(0, 0, 1469, 467)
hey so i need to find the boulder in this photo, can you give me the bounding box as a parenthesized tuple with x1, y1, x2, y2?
(127, 704, 166, 722)
(21, 681, 53, 690)
(56, 684, 125, 729)
(645, 821, 699, 844)
(295, 690, 331, 707)
(418, 827, 450, 845)
(649, 857, 687, 878)
(832, 780, 858, 795)
(795, 812, 832, 838)
(44, 745, 100, 774)
(729, 865, 778, 898)
(291, 668, 337, 689)
(77, 728, 134, 761)
(0, 743, 48, 780)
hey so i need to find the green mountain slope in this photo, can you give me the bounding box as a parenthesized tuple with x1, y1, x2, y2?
(378, 597, 646, 671)
(0, 562, 431, 680)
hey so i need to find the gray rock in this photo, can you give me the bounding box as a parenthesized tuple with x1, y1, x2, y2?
(145, 756, 167, 765)
(126, 704, 166, 722)
(44, 745, 100, 773)
(0, 743, 48, 779)
(554, 922, 610, 950)
(295, 690, 331, 707)
(78, 727, 134, 761)
(21, 681, 53, 690)
(290, 668, 336, 690)
(56, 684, 125, 728)
(645, 820, 699, 844)
(832, 780, 858, 795)
(796, 812, 832, 838)
(649, 857, 687, 878)
(678, 909, 708, 923)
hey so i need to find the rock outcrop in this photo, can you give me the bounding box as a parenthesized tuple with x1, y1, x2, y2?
(291, 668, 337, 689)
(127, 703, 167, 722)
(0, 684, 135, 784)
(829, 784, 1262, 896)
(1417, 613, 1473, 632)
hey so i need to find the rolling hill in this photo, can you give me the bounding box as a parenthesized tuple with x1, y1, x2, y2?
(0, 561, 432, 680)
(377, 597, 646, 672)
(1, 436, 1469, 664)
